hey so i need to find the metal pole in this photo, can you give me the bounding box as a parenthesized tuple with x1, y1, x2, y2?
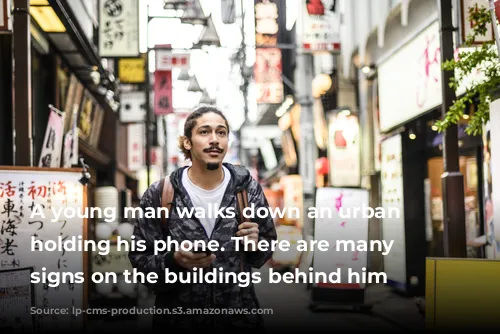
(239, 0, 248, 165)
(438, 0, 467, 257)
(296, 5, 316, 238)
(13, 0, 33, 166)
(145, 5, 151, 186)
(488, 0, 500, 57)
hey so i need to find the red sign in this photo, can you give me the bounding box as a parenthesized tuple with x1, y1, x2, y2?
(156, 51, 190, 71)
(254, 48, 283, 104)
(154, 71, 173, 115)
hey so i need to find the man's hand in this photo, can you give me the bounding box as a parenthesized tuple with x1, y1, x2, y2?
(173, 250, 216, 270)
(236, 222, 259, 251)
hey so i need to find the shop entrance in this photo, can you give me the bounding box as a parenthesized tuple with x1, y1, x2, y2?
(414, 108, 485, 258)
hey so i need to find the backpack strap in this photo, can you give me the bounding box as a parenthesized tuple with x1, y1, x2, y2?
(160, 176, 175, 229)
(236, 189, 249, 272)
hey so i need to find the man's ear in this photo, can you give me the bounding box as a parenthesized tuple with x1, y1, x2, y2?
(183, 137, 192, 151)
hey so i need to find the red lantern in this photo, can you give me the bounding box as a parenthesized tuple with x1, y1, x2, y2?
(315, 157, 329, 175)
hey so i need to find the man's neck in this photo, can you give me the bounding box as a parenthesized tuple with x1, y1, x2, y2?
(187, 162, 224, 190)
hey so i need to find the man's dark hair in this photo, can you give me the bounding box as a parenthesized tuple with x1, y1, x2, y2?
(178, 106, 230, 160)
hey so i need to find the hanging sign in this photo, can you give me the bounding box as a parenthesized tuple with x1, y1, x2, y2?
(98, 0, 139, 57)
(154, 71, 173, 116)
(118, 57, 146, 83)
(301, 0, 341, 52)
(120, 91, 146, 123)
(39, 106, 66, 168)
(460, 0, 495, 45)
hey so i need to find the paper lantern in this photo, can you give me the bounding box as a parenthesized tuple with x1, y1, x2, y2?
(95, 223, 112, 240)
(315, 157, 329, 175)
(118, 222, 135, 240)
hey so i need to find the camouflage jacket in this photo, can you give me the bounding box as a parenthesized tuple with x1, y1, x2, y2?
(128, 163, 277, 330)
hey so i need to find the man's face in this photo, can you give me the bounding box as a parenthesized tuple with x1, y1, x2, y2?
(184, 112, 229, 168)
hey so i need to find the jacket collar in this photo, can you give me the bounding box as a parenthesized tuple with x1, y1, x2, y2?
(169, 162, 253, 196)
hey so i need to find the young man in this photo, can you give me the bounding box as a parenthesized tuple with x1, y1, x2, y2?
(128, 106, 277, 330)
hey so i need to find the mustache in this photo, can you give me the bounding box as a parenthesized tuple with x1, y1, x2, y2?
(203, 146, 224, 153)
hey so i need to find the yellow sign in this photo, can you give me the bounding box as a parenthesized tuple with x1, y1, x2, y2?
(118, 56, 146, 83)
(426, 257, 500, 330)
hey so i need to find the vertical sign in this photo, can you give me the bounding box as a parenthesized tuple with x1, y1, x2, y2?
(313, 187, 370, 289)
(380, 134, 407, 289)
(489, 98, 500, 243)
(98, 0, 139, 57)
(154, 71, 173, 116)
(0, 170, 86, 331)
(39, 106, 66, 168)
(460, 0, 495, 45)
(127, 123, 144, 171)
(254, 0, 283, 104)
(327, 112, 361, 187)
(301, 0, 341, 52)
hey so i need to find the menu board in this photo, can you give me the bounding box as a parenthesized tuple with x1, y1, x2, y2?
(380, 134, 407, 287)
(0, 267, 35, 331)
(0, 168, 87, 331)
(313, 187, 370, 289)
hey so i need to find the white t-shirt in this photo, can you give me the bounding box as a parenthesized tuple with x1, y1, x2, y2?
(182, 166, 231, 238)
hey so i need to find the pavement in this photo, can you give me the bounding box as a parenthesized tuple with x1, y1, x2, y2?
(85, 264, 425, 332)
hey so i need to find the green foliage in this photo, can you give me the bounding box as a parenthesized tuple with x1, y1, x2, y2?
(435, 5, 500, 136)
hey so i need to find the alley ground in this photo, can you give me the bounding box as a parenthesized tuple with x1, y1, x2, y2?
(86, 263, 426, 332)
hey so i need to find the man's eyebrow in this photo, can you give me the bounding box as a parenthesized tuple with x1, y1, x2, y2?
(198, 125, 228, 130)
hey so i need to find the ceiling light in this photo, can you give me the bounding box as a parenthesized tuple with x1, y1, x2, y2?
(30, 4, 66, 33)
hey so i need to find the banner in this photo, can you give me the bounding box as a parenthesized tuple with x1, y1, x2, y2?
(98, 0, 139, 57)
(301, 0, 341, 52)
(154, 71, 173, 116)
(62, 104, 79, 168)
(39, 106, 65, 168)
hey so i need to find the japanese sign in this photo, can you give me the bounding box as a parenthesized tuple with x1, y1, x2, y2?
(156, 51, 190, 71)
(254, 48, 284, 104)
(0, 268, 35, 332)
(0, 0, 12, 33)
(254, 0, 279, 47)
(301, 0, 341, 53)
(98, 0, 139, 57)
(39, 106, 65, 168)
(120, 91, 146, 123)
(127, 123, 144, 171)
(154, 71, 173, 116)
(118, 57, 146, 83)
(313, 187, 370, 289)
(254, 0, 283, 104)
(0, 169, 85, 331)
(460, 0, 495, 45)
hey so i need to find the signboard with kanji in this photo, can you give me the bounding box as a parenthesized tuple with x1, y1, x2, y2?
(0, 167, 87, 331)
(154, 71, 173, 116)
(301, 0, 341, 53)
(156, 51, 190, 71)
(98, 0, 140, 57)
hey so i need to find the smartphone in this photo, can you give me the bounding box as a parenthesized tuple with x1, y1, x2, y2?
(193, 249, 212, 256)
